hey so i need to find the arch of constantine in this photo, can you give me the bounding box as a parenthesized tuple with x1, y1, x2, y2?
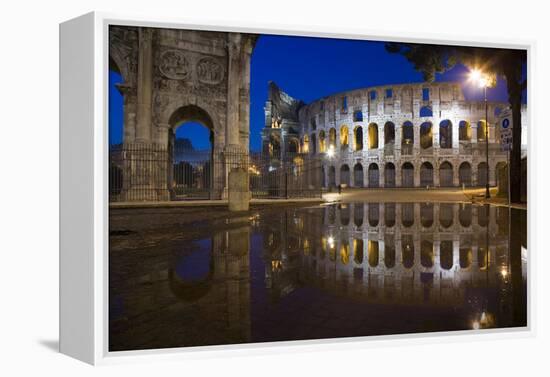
(109, 26, 256, 201)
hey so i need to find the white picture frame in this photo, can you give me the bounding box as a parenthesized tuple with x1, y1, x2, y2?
(59, 11, 534, 365)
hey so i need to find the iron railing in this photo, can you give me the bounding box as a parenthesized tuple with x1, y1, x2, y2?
(109, 144, 323, 202)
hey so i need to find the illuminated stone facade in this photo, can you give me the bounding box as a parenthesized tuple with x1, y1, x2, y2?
(262, 82, 527, 188)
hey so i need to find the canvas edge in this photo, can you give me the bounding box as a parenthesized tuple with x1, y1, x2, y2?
(58, 10, 537, 366)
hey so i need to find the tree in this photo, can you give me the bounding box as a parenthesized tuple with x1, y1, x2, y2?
(385, 43, 526, 203)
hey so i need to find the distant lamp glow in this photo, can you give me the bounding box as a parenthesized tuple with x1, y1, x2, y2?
(500, 268, 508, 278)
(327, 145, 335, 158)
(328, 236, 335, 248)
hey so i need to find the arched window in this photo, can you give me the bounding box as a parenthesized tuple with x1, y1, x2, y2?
(318, 130, 326, 153)
(439, 203, 454, 228)
(459, 162, 472, 186)
(439, 161, 454, 187)
(302, 135, 310, 153)
(402, 203, 414, 227)
(420, 106, 433, 117)
(420, 203, 434, 228)
(328, 166, 336, 188)
(353, 163, 363, 187)
(340, 125, 349, 150)
(402, 235, 414, 269)
(367, 123, 378, 149)
(440, 241, 454, 270)
(368, 163, 379, 188)
(384, 122, 395, 146)
(385, 203, 396, 227)
(354, 203, 364, 227)
(420, 122, 433, 149)
(420, 161, 434, 187)
(354, 239, 364, 264)
(477, 162, 488, 187)
(384, 162, 396, 188)
(340, 164, 350, 187)
(439, 119, 452, 148)
(402, 162, 414, 187)
(421, 240, 434, 268)
(368, 240, 379, 267)
(459, 121, 471, 141)
(354, 126, 363, 151)
(402, 121, 414, 155)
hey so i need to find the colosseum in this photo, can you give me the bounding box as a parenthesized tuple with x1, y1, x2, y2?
(261, 81, 527, 189)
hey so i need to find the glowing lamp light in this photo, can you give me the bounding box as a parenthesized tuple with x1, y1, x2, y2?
(327, 145, 335, 158)
(469, 68, 489, 88)
(328, 236, 335, 248)
(500, 268, 508, 278)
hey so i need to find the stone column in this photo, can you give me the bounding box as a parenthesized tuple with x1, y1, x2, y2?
(136, 28, 154, 143)
(226, 33, 243, 150)
(378, 123, 384, 150)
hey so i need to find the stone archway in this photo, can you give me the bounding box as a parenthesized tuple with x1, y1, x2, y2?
(109, 26, 257, 201)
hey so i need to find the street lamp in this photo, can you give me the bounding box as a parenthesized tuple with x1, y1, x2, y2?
(470, 68, 491, 199)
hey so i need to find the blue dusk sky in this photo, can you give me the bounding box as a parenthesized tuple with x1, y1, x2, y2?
(109, 34, 511, 151)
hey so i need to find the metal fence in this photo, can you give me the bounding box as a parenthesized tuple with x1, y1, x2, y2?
(109, 144, 323, 202)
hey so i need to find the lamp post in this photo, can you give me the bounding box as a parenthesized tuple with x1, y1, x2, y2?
(483, 83, 490, 199)
(470, 69, 491, 199)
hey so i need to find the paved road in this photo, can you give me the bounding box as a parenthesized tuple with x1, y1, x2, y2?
(323, 188, 476, 203)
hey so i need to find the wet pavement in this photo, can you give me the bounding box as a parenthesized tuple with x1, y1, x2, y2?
(109, 202, 527, 352)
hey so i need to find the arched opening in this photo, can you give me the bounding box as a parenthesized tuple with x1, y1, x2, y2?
(401, 162, 414, 187)
(384, 162, 396, 188)
(421, 240, 434, 268)
(401, 121, 414, 155)
(440, 240, 454, 270)
(402, 235, 414, 269)
(439, 161, 454, 187)
(302, 135, 310, 154)
(288, 138, 299, 154)
(368, 203, 379, 227)
(269, 134, 281, 158)
(459, 204, 472, 227)
(439, 120, 453, 149)
(478, 247, 489, 270)
(477, 205, 489, 227)
(340, 164, 350, 187)
(478, 120, 488, 142)
(420, 106, 433, 117)
(328, 166, 336, 188)
(367, 123, 378, 149)
(354, 126, 363, 151)
(384, 122, 395, 146)
(339, 203, 350, 226)
(354, 239, 364, 265)
(340, 240, 350, 264)
(459, 245, 473, 269)
(385, 203, 396, 227)
(420, 122, 433, 149)
(420, 203, 434, 227)
(495, 161, 507, 188)
(169, 105, 215, 200)
(385, 236, 396, 268)
(354, 203, 364, 227)
(402, 203, 414, 227)
(439, 204, 454, 228)
(318, 130, 326, 153)
(420, 161, 434, 187)
(353, 163, 364, 187)
(459, 162, 472, 187)
(459, 120, 471, 141)
(340, 125, 349, 150)
(310, 133, 317, 154)
(328, 128, 337, 148)
(477, 162, 488, 187)
(368, 240, 379, 267)
(368, 163, 379, 188)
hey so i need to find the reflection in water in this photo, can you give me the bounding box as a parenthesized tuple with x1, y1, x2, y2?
(109, 203, 527, 351)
